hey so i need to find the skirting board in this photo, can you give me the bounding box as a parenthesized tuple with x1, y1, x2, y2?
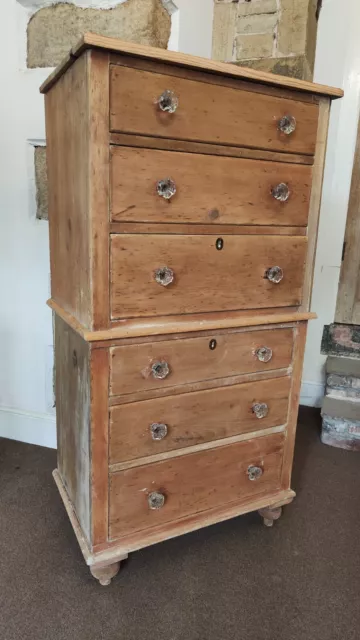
(0, 380, 323, 449)
(300, 380, 325, 408)
(0, 406, 56, 449)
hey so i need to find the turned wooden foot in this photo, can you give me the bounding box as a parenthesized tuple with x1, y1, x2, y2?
(90, 556, 127, 586)
(258, 506, 282, 527)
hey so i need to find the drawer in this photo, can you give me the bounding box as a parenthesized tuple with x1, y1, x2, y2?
(110, 234, 307, 319)
(110, 327, 293, 396)
(109, 432, 284, 539)
(109, 376, 291, 464)
(110, 147, 312, 226)
(110, 65, 318, 155)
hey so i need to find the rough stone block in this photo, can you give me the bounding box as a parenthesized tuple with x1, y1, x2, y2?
(238, 0, 277, 16)
(237, 13, 278, 34)
(322, 395, 360, 422)
(321, 324, 360, 358)
(27, 0, 171, 68)
(321, 414, 360, 451)
(234, 54, 312, 79)
(235, 33, 274, 60)
(212, 1, 237, 61)
(277, 0, 309, 57)
(35, 146, 48, 221)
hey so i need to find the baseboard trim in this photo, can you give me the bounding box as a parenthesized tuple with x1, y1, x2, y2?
(0, 406, 56, 449)
(300, 381, 325, 408)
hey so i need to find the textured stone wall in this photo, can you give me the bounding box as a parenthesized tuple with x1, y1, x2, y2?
(212, 0, 319, 80)
(27, 0, 171, 68)
(34, 146, 48, 220)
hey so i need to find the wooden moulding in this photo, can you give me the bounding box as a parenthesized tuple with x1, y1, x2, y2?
(48, 299, 317, 343)
(53, 468, 295, 565)
(110, 133, 314, 166)
(40, 32, 343, 98)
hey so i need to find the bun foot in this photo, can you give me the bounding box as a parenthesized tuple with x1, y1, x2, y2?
(90, 556, 127, 586)
(258, 506, 282, 527)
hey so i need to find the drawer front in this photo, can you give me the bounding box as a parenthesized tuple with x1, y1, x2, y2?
(110, 65, 318, 155)
(110, 327, 293, 396)
(109, 432, 284, 539)
(110, 147, 312, 226)
(110, 234, 307, 319)
(109, 376, 291, 464)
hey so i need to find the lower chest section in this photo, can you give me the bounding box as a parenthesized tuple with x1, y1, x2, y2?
(55, 319, 305, 549)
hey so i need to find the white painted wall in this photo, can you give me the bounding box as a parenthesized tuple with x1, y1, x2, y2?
(0, 1, 56, 447)
(301, 0, 360, 406)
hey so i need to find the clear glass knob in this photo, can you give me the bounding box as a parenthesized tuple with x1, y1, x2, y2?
(278, 114, 296, 135)
(148, 491, 166, 509)
(150, 423, 168, 441)
(252, 403, 269, 419)
(157, 178, 176, 200)
(255, 346, 273, 363)
(154, 266, 174, 287)
(156, 90, 179, 113)
(272, 183, 290, 202)
(151, 361, 170, 380)
(247, 465, 263, 481)
(265, 266, 283, 284)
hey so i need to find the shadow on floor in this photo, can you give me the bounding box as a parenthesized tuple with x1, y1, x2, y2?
(0, 406, 359, 640)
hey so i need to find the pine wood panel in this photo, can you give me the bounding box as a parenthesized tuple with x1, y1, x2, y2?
(55, 316, 91, 543)
(40, 32, 343, 98)
(300, 98, 331, 311)
(110, 147, 312, 226)
(109, 432, 284, 539)
(109, 376, 291, 464)
(110, 222, 307, 236)
(281, 322, 308, 489)
(110, 327, 293, 396)
(90, 348, 110, 546)
(110, 234, 308, 319)
(110, 133, 314, 165)
(45, 53, 92, 328)
(110, 65, 319, 155)
(45, 50, 110, 331)
(47, 299, 316, 341)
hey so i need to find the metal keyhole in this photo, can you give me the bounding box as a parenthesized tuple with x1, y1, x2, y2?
(216, 238, 224, 250)
(209, 339, 217, 350)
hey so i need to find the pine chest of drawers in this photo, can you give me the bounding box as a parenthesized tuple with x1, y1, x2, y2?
(41, 33, 342, 585)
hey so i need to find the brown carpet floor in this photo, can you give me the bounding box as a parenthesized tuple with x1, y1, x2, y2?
(0, 406, 359, 640)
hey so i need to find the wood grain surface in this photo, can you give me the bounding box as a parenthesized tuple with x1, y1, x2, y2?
(110, 234, 308, 319)
(109, 327, 293, 396)
(109, 376, 291, 464)
(110, 65, 319, 155)
(109, 432, 284, 538)
(110, 147, 312, 226)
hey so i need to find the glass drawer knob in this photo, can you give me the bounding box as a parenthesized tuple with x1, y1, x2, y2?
(252, 403, 269, 419)
(157, 90, 179, 113)
(154, 266, 174, 287)
(272, 183, 290, 202)
(150, 423, 168, 441)
(265, 266, 283, 284)
(151, 361, 170, 380)
(278, 114, 296, 135)
(148, 491, 166, 510)
(247, 465, 263, 481)
(157, 178, 176, 200)
(255, 346, 273, 363)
